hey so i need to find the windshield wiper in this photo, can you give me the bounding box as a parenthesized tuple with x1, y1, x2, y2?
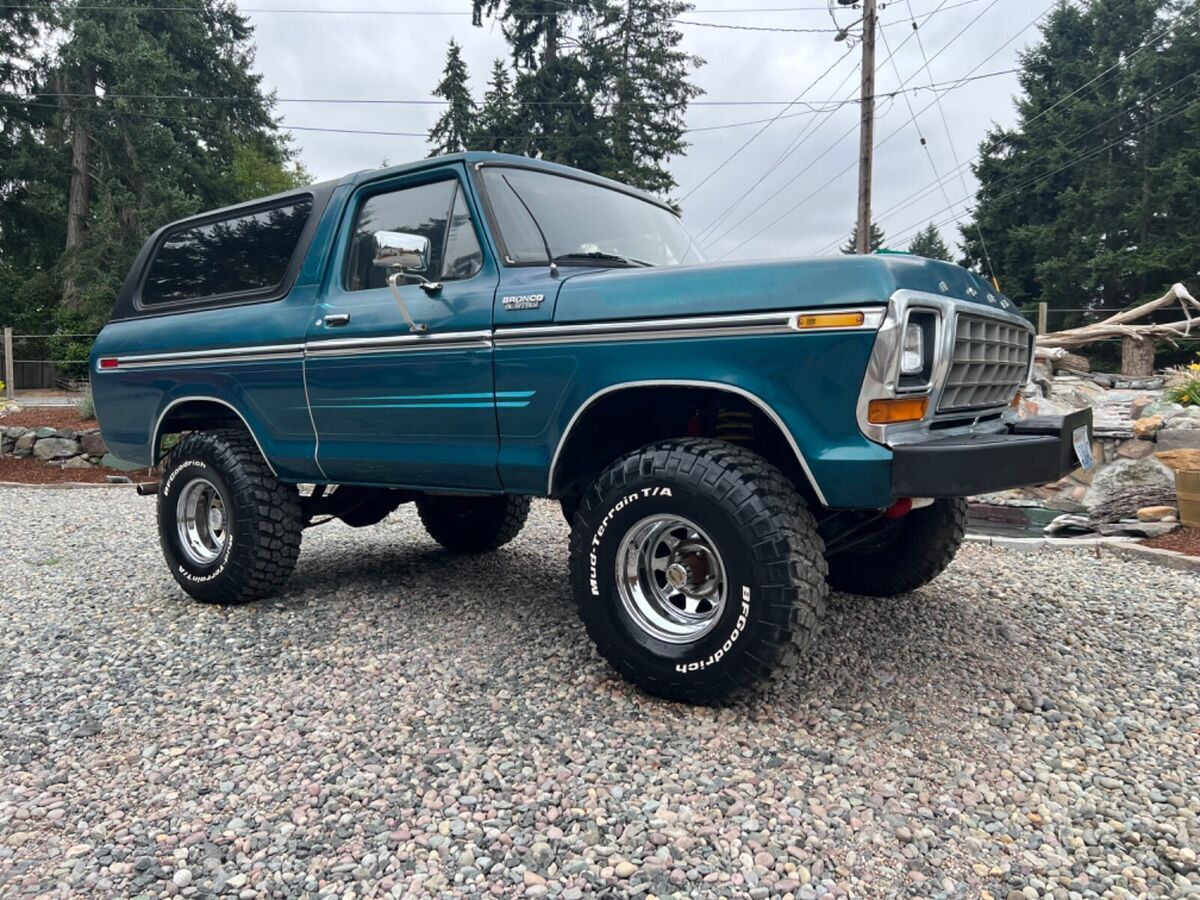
(551, 251, 652, 268)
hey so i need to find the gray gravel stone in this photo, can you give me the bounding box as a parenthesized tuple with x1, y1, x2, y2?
(0, 489, 1197, 898)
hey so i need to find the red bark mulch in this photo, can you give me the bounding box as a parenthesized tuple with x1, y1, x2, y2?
(1141, 526, 1200, 558)
(0, 407, 98, 431)
(0, 455, 153, 485)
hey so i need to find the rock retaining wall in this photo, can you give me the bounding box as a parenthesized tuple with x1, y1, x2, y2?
(1, 426, 109, 469)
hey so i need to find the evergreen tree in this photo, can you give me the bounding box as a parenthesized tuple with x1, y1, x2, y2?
(960, 0, 1200, 324)
(841, 222, 887, 254)
(428, 39, 478, 156)
(908, 223, 952, 261)
(0, 0, 298, 335)
(469, 0, 702, 195)
(473, 59, 517, 152)
(600, 0, 703, 195)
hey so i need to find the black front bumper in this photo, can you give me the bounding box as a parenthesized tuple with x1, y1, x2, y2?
(891, 408, 1093, 498)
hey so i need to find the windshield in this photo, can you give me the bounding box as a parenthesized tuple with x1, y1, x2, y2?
(480, 167, 703, 267)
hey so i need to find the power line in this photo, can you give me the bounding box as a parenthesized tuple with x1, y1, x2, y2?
(826, 2, 1200, 252)
(711, 0, 1014, 257)
(800, 0, 1072, 258)
(693, 0, 948, 248)
(884, 87, 1200, 250)
(677, 46, 857, 202)
(4, 69, 1018, 108)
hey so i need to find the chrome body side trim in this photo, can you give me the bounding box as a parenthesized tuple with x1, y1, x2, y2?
(99, 308, 885, 369)
(151, 396, 280, 478)
(547, 379, 829, 507)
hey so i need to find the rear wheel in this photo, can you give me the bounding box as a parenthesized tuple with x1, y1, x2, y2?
(416, 494, 531, 552)
(158, 429, 302, 604)
(826, 498, 967, 596)
(568, 438, 827, 705)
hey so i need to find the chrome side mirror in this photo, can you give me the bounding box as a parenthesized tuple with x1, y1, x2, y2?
(372, 231, 430, 272)
(371, 230, 439, 333)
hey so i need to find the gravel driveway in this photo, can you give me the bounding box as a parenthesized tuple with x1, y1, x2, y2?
(1, 487, 1197, 899)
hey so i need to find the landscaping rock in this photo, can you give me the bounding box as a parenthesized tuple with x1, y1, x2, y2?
(13, 433, 35, 457)
(63, 455, 94, 469)
(1133, 415, 1163, 438)
(79, 431, 108, 457)
(1097, 520, 1179, 538)
(1129, 393, 1157, 419)
(1116, 438, 1155, 460)
(1084, 456, 1176, 522)
(1137, 505, 1177, 521)
(1157, 430, 1200, 451)
(34, 426, 57, 438)
(32, 436, 81, 460)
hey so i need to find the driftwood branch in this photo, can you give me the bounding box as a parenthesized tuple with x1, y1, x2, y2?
(1037, 283, 1200, 350)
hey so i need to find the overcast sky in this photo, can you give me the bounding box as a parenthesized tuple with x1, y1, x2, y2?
(240, 0, 1051, 261)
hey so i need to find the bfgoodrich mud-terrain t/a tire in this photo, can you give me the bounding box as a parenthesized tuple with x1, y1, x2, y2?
(416, 495, 531, 553)
(826, 498, 967, 597)
(158, 429, 302, 604)
(568, 438, 828, 705)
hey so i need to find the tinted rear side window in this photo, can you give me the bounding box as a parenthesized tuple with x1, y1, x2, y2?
(141, 198, 313, 306)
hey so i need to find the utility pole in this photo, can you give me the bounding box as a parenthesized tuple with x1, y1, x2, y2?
(854, 0, 877, 255)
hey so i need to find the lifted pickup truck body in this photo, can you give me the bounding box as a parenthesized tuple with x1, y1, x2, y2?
(91, 152, 1090, 704)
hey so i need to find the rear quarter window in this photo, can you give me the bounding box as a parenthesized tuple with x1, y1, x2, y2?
(140, 197, 313, 307)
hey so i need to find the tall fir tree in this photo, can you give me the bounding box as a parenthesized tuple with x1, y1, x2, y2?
(428, 39, 478, 156)
(468, 0, 702, 195)
(473, 59, 517, 152)
(0, 0, 303, 337)
(840, 222, 887, 254)
(601, 1, 703, 195)
(960, 0, 1200, 325)
(907, 223, 952, 261)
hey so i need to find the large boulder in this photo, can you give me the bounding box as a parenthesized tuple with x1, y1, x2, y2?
(1083, 456, 1176, 523)
(79, 431, 108, 457)
(32, 436, 80, 460)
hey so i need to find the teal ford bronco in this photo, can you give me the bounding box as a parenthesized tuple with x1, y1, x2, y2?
(91, 152, 1091, 704)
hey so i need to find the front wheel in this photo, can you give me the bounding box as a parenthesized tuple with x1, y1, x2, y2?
(158, 429, 302, 604)
(568, 439, 828, 705)
(825, 498, 967, 596)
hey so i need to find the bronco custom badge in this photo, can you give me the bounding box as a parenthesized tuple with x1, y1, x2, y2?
(502, 293, 545, 311)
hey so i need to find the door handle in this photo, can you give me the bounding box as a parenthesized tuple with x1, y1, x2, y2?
(323, 313, 351, 327)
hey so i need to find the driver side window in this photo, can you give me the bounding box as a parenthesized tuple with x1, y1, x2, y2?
(345, 178, 483, 291)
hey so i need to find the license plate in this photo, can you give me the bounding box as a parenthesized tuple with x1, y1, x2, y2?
(1072, 425, 1095, 471)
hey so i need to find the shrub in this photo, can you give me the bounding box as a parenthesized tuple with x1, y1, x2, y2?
(76, 385, 95, 420)
(1165, 357, 1200, 406)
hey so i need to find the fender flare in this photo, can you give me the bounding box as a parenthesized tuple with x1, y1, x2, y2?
(151, 395, 279, 477)
(546, 379, 828, 506)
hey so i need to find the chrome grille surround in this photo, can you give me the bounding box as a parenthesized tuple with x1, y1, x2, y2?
(938, 315, 1032, 413)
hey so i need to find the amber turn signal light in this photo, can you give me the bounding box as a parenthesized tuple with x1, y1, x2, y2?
(867, 397, 929, 424)
(793, 311, 865, 330)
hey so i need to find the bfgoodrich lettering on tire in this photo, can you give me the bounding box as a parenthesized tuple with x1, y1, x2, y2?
(158, 429, 302, 604)
(568, 438, 828, 704)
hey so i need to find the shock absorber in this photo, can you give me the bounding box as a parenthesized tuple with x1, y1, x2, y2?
(716, 408, 755, 445)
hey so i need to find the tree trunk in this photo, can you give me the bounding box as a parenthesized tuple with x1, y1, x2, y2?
(1121, 336, 1155, 376)
(62, 64, 97, 311)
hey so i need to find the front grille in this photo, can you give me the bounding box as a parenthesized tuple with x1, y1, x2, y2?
(938, 314, 1031, 412)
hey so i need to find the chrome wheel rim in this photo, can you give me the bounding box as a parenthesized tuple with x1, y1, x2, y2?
(176, 477, 229, 566)
(615, 515, 727, 644)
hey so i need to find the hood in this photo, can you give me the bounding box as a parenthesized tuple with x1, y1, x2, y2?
(551, 255, 1022, 324)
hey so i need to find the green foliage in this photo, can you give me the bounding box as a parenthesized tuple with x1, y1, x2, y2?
(465, 0, 703, 196)
(840, 222, 887, 254)
(76, 385, 95, 420)
(907, 223, 952, 261)
(0, 0, 299, 335)
(428, 40, 479, 156)
(227, 141, 311, 201)
(1167, 358, 1200, 406)
(959, 0, 1200, 328)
